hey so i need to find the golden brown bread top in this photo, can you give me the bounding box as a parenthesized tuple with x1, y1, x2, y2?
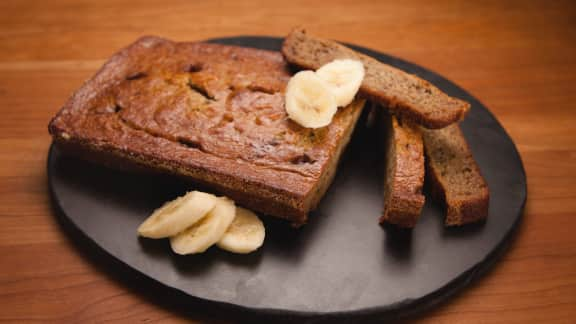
(49, 36, 364, 200)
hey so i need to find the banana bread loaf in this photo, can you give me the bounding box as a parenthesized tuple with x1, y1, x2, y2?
(48, 36, 365, 226)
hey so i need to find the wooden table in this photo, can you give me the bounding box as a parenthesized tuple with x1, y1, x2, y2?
(1, 0, 575, 322)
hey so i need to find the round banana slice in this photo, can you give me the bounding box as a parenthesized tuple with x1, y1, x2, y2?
(170, 197, 236, 255)
(138, 191, 217, 239)
(217, 207, 265, 254)
(285, 70, 338, 129)
(316, 59, 365, 107)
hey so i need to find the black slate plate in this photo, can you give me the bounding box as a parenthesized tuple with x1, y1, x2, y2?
(47, 36, 527, 323)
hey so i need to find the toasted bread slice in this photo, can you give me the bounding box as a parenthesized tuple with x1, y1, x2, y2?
(381, 113, 425, 227)
(282, 27, 470, 129)
(421, 125, 489, 226)
(48, 36, 365, 226)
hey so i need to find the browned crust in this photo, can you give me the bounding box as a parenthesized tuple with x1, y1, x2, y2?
(380, 114, 425, 228)
(422, 125, 490, 226)
(282, 27, 470, 129)
(51, 135, 310, 223)
(48, 35, 365, 226)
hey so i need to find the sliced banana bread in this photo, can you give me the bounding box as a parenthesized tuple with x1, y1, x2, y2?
(421, 125, 489, 226)
(381, 113, 425, 228)
(282, 27, 470, 129)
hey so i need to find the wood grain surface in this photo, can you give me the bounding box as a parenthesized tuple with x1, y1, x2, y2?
(1, 0, 575, 322)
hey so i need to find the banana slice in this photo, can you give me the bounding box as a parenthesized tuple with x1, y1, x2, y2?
(316, 59, 365, 107)
(170, 197, 236, 255)
(285, 70, 338, 128)
(138, 191, 217, 239)
(217, 207, 265, 254)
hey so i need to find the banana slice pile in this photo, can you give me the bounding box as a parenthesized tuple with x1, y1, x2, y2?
(138, 191, 265, 255)
(285, 59, 364, 128)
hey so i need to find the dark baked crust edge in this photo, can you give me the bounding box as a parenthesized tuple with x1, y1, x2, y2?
(361, 91, 469, 130)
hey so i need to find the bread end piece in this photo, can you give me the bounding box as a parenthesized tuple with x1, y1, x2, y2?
(380, 113, 426, 228)
(282, 27, 470, 129)
(422, 125, 489, 226)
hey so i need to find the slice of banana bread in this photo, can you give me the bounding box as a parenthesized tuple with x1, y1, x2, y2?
(381, 113, 425, 228)
(282, 27, 470, 129)
(48, 36, 365, 226)
(421, 125, 489, 226)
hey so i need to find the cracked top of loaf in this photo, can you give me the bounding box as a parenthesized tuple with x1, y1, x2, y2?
(48, 36, 364, 224)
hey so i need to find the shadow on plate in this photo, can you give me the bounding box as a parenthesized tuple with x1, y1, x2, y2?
(382, 223, 413, 262)
(53, 154, 191, 214)
(442, 219, 487, 237)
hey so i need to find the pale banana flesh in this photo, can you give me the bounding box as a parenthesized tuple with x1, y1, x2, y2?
(284, 60, 364, 129)
(285, 70, 338, 129)
(316, 59, 365, 107)
(217, 207, 265, 254)
(169, 197, 236, 255)
(137, 191, 218, 239)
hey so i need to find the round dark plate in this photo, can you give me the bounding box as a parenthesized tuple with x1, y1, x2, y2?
(48, 36, 526, 323)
